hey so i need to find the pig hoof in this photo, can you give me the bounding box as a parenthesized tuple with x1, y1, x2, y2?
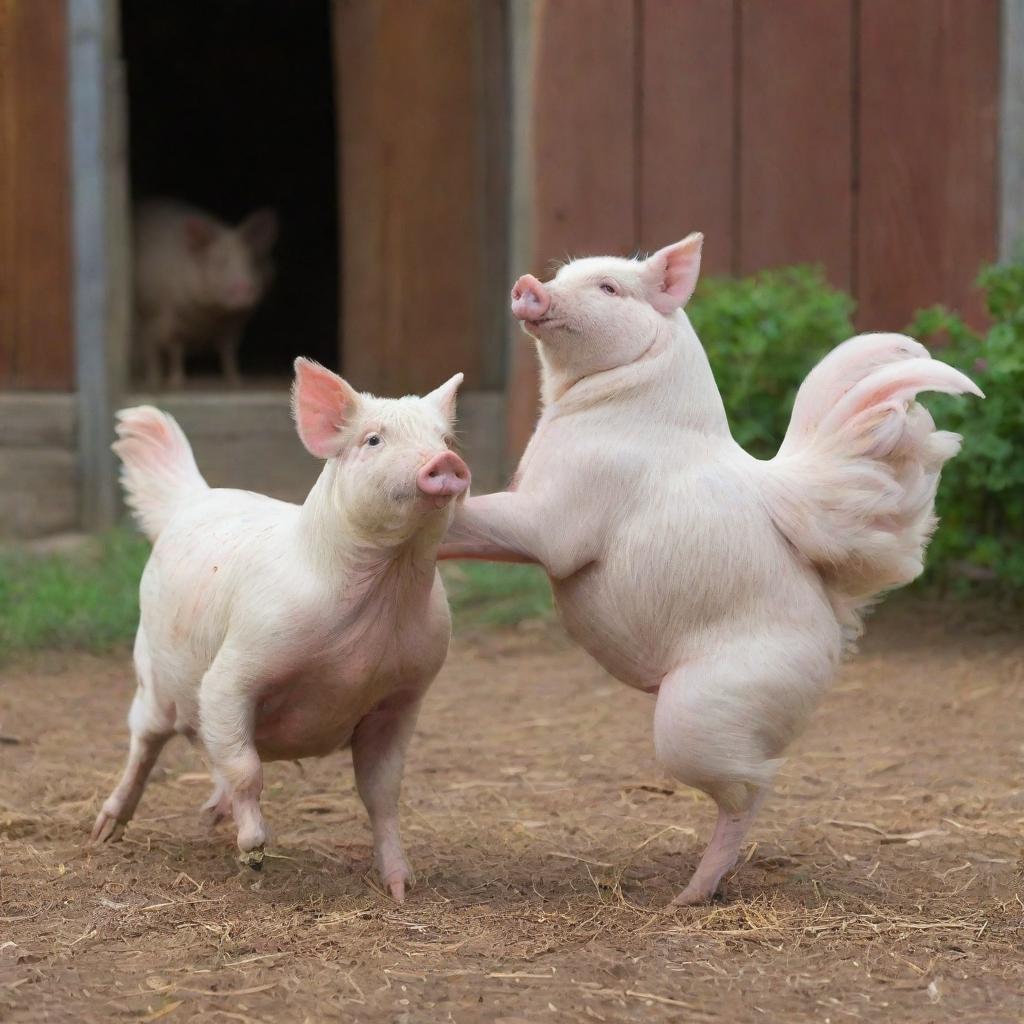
(381, 869, 414, 904)
(669, 884, 716, 908)
(239, 845, 265, 871)
(89, 811, 126, 845)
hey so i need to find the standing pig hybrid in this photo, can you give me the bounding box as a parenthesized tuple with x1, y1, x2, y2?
(92, 359, 469, 901)
(134, 199, 278, 389)
(444, 233, 982, 905)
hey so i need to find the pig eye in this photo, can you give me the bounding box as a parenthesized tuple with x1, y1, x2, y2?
(364, 433, 383, 448)
(599, 281, 619, 296)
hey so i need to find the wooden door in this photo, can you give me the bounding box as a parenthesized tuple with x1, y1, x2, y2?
(332, 0, 507, 397)
(0, 0, 74, 390)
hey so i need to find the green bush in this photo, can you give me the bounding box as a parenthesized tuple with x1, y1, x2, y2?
(908, 262, 1024, 592)
(689, 265, 855, 457)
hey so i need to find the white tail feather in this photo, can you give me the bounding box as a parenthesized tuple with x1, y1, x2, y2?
(761, 333, 982, 632)
(113, 406, 208, 541)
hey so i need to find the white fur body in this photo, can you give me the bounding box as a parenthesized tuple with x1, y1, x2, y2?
(445, 237, 981, 902)
(134, 485, 451, 761)
(93, 363, 468, 901)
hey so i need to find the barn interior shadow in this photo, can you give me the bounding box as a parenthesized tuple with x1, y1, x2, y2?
(121, 0, 340, 384)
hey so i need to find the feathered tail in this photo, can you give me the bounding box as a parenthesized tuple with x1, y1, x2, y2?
(759, 333, 983, 632)
(113, 406, 208, 542)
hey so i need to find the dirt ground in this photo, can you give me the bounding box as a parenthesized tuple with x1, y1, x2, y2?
(1, 602, 1022, 1024)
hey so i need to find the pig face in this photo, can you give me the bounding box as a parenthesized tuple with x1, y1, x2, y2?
(185, 209, 278, 313)
(511, 233, 703, 382)
(291, 359, 470, 545)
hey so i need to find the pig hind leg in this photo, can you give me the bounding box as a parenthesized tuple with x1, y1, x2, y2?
(653, 633, 830, 904)
(199, 770, 234, 828)
(91, 690, 173, 843)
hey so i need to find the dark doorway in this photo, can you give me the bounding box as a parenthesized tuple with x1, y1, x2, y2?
(121, 0, 339, 385)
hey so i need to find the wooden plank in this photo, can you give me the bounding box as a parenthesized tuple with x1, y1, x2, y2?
(0, 393, 76, 447)
(0, 448, 78, 538)
(334, 0, 485, 396)
(858, 0, 999, 330)
(506, 0, 638, 460)
(640, 0, 736, 272)
(476, 0, 511, 392)
(1001, 0, 1024, 259)
(739, 0, 854, 288)
(0, 0, 74, 389)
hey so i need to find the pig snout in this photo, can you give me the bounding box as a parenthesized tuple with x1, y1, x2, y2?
(511, 274, 550, 322)
(225, 280, 258, 308)
(417, 451, 470, 505)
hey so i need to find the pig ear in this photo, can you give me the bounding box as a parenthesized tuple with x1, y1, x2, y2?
(184, 216, 217, 251)
(644, 232, 703, 313)
(291, 357, 360, 458)
(240, 208, 278, 255)
(423, 372, 464, 422)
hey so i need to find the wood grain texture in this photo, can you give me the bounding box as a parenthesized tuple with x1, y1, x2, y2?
(506, 0, 638, 460)
(640, 0, 736, 272)
(334, 0, 486, 396)
(739, 0, 853, 288)
(858, 0, 999, 330)
(0, 0, 74, 389)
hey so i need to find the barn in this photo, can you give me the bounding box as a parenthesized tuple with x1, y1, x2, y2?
(0, 0, 1017, 538)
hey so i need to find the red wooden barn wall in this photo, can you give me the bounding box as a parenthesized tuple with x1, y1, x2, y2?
(0, 0, 74, 390)
(509, 0, 1000, 458)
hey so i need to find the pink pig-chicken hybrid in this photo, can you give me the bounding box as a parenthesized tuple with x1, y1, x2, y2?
(444, 233, 982, 905)
(92, 359, 469, 901)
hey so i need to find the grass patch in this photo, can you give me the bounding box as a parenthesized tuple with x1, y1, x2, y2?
(0, 532, 552, 659)
(442, 561, 553, 628)
(0, 528, 149, 659)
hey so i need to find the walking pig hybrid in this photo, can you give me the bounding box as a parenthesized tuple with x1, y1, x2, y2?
(92, 359, 469, 901)
(134, 199, 278, 389)
(444, 233, 982, 905)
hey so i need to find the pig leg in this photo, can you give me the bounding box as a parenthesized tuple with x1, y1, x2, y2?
(442, 492, 595, 579)
(218, 330, 243, 389)
(442, 493, 539, 563)
(352, 694, 423, 903)
(199, 770, 234, 828)
(197, 656, 269, 867)
(653, 637, 825, 904)
(91, 691, 173, 843)
(670, 794, 767, 906)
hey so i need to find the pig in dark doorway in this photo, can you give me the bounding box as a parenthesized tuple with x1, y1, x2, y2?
(121, 0, 339, 386)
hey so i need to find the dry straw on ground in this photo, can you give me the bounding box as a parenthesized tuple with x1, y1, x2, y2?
(1, 602, 1022, 1022)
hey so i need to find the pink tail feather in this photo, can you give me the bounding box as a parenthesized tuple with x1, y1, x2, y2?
(762, 333, 982, 632)
(113, 406, 208, 541)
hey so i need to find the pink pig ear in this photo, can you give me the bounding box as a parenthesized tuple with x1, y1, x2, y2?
(239, 208, 278, 255)
(644, 232, 703, 313)
(184, 216, 218, 251)
(423, 372, 464, 422)
(291, 357, 360, 458)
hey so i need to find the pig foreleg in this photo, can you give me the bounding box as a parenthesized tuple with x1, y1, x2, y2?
(352, 694, 423, 903)
(198, 656, 270, 868)
(442, 493, 593, 579)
